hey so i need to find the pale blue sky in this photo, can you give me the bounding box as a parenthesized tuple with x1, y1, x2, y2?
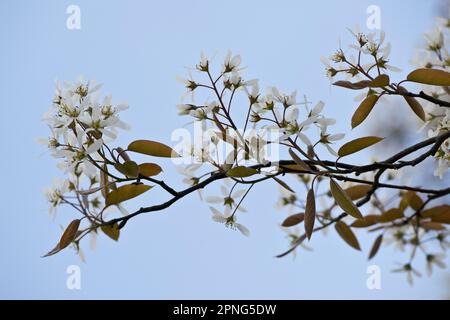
(1, 0, 449, 299)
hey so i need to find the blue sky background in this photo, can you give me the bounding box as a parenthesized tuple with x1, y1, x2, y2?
(1, 0, 449, 299)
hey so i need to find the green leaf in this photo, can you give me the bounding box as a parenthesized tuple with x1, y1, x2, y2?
(368, 234, 383, 260)
(338, 136, 384, 157)
(407, 68, 450, 86)
(344, 185, 372, 200)
(105, 183, 152, 207)
(335, 221, 361, 251)
(138, 163, 162, 177)
(101, 223, 120, 241)
(114, 160, 139, 178)
(304, 189, 316, 240)
(330, 179, 363, 219)
(128, 140, 180, 158)
(351, 94, 379, 129)
(281, 213, 305, 227)
(368, 74, 390, 87)
(398, 86, 426, 121)
(226, 166, 258, 178)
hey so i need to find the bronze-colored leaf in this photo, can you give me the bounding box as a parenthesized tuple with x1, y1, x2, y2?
(421, 205, 450, 218)
(116, 147, 131, 162)
(338, 136, 384, 157)
(105, 183, 152, 207)
(281, 213, 305, 227)
(397, 86, 426, 121)
(368, 74, 390, 87)
(379, 208, 404, 223)
(403, 191, 423, 211)
(115, 160, 139, 178)
(272, 176, 295, 193)
(351, 214, 379, 228)
(226, 166, 258, 178)
(330, 179, 363, 219)
(344, 185, 372, 200)
(335, 221, 361, 251)
(407, 68, 450, 86)
(43, 219, 81, 257)
(138, 163, 162, 177)
(304, 189, 316, 240)
(368, 234, 383, 260)
(351, 94, 379, 129)
(100, 164, 109, 199)
(59, 219, 81, 250)
(333, 80, 371, 90)
(420, 221, 445, 231)
(101, 223, 120, 241)
(128, 140, 180, 158)
(431, 211, 450, 224)
(288, 148, 311, 171)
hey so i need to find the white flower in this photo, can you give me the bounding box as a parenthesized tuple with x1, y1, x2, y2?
(223, 49, 242, 73)
(392, 263, 422, 286)
(206, 180, 247, 212)
(43, 178, 70, 214)
(268, 87, 298, 108)
(426, 253, 446, 276)
(210, 207, 250, 236)
(176, 104, 194, 116)
(176, 164, 203, 186)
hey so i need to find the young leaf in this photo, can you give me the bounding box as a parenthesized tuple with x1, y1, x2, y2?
(272, 176, 295, 193)
(351, 214, 379, 228)
(128, 140, 180, 158)
(431, 211, 450, 224)
(407, 68, 450, 86)
(114, 160, 139, 178)
(105, 183, 152, 207)
(335, 221, 361, 251)
(330, 179, 363, 219)
(368, 74, 390, 87)
(138, 163, 162, 177)
(304, 189, 316, 240)
(421, 205, 450, 218)
(333, 80, 371, 90)
(420, 221, 445, 231)
(344, 185, 372, 200)
(379, 208, 404, 223)
(100, 164, 109, 199)
(281, 213, 305, 227)
(403, 191, 423, 211)
(368, 234, 383, 260)
(397, 86, 426, 121)
(59, 219, 81, 250)
(288, 148, 311, 171)
(101, 223, 120, 241)
(351, 94, 379, 128)
(338, 136, 384, 157)
(226, 166, 258, 178)
(43, 219, 81, 257)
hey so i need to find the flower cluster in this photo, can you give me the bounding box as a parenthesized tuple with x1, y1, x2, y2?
(40, 77, 129, 213)
(413, 19, 450, 178)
